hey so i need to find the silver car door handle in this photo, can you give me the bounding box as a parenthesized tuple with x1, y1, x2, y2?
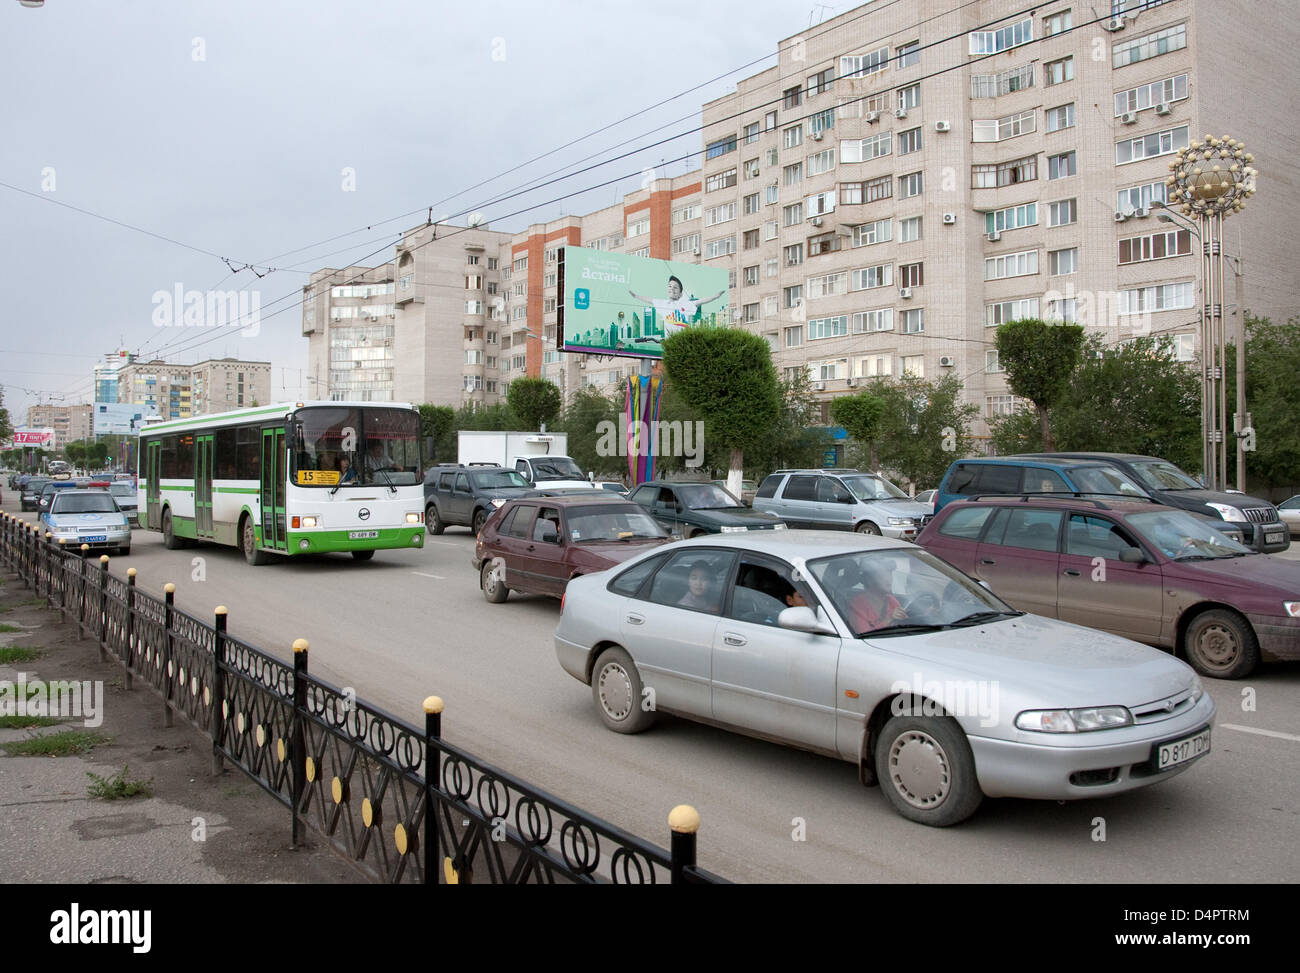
(723, 633, 747, 646)
(626, 613, 644, 625)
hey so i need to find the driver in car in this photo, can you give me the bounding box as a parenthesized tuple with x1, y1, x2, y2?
(839, 560, 908, 633)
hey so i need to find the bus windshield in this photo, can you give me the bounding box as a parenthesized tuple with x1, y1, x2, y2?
(293, 407, 422, 487)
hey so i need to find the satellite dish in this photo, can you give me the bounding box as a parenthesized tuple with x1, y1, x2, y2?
(467, 212, 486, 228)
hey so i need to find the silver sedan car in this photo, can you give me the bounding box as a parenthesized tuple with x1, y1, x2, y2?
(555, 531, 1214, 826)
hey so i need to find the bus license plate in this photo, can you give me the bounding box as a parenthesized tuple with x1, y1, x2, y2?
(82, 535, 106, 543)
(349, 530, 378, 540)
(1156, 728, 1211, 771)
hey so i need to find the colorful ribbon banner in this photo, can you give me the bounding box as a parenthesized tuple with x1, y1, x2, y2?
(626, 375, 662, 485)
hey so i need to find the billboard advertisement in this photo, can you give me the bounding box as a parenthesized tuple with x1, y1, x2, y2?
(558, 246, 730, 360)
(10, 429, 55, 447)
(93, 401, 156, 436)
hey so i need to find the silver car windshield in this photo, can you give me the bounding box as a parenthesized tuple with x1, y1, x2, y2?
(1127, 510, 1252, 560)
(808, 549, 1016, 638)
(842, 475, 908, 500)
(53, 495, 119, 514)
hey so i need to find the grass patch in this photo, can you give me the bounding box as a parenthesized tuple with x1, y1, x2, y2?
(1, 730, 109, 757)
(87, 766, 152, 800)
(0, 715, 64, 729)
(0, 646, 42, 664)
(0, 623, 23, 633)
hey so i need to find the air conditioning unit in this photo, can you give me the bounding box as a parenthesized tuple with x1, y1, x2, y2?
(865, 111, 880, 123)
(846, 377, 857, 387)
(810, 216, 824, 226)
(1133, 206, 1150, 218)
(1155, 102, 1172, 115)
(814, 381, 826, 391)
(894, 108, 908, 119)
(942, 213, 956, 225)
(692, 246, 701, 256)
(810, 131, 824, 141)
(1121, 111, 1138, 124)
(1115, 211, 1129, 222)
(939, 356, 956, 367)
(899, 287, 913, 300)
(935, 120, 951, 133)
(1103, 16, 1126, 31)
(987, 230, 1001, 241)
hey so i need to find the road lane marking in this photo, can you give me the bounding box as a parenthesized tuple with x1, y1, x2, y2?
(1220, 723, 1300, 742)
(423, 540, 464, 548)
(412, 571, 446, 580)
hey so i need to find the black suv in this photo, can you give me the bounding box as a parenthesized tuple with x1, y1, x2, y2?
(423, 464, 532, 535)
(1039, 453, 1289, 554)
(20, 477, 50, 512)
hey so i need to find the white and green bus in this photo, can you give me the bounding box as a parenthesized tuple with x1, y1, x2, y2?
(137, 402, 426, 564)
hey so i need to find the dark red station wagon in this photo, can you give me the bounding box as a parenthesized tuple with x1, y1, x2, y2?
(473, 495, 670, 603)
(917, 495, 1300, 679)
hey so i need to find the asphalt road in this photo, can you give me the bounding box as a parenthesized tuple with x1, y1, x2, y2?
(7, 499, 1298, 883)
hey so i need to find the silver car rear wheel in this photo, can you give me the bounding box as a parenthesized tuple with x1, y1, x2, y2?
(592, 646, 654, 734)
(875, 714, 982, 826)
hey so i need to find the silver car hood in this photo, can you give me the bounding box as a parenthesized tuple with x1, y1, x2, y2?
(867, 613, 1194, 707)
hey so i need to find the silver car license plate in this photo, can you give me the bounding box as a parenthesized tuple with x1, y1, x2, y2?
(1156, 728, 1211, 771)
(82, 535, 106, 543)
(349, 530, 378, 540)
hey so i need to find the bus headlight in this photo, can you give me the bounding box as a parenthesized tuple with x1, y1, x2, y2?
(301, 515, 319, 528)
(406, 512, 422, 524)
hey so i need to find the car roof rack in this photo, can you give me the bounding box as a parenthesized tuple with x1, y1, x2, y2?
(771, 468, 862, 475)
(960, 492, 1159, 510)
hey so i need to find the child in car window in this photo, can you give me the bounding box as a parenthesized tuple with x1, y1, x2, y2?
(678, 561, 720, 612)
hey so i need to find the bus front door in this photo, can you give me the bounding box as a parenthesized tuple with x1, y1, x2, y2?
(195, 434, 215, 538)
(145, 440, 161, 529)
(260, 427, 287, 552)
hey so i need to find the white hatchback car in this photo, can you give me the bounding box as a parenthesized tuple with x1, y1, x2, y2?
(555, 531, 1214, 826)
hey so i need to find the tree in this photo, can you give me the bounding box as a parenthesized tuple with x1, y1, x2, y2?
(995, 319, 1085, 451)
(561, 386, 622, 478)
(454, 401, 519, 432)
(662, 328, 782, 496)
(748, 370, 831, 475)
(416, 404, 456, 465)
(506, 378, 562, 431)
(0, 385, 12, 444)
(862, 374, 979, 488)
(1225, 314, 1300, 489)
(830, 389, 886, 470)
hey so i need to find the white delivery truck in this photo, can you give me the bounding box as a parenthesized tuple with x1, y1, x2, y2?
(456, 431, 596, 489)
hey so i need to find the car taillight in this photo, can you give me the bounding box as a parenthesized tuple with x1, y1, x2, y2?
(560, 592, 566, 615)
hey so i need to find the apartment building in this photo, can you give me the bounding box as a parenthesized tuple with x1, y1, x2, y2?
(695, 0, 1298, 440)
(115, 360, 193, 419)
(26, 404, 92, 452)
(190, 358, 271, 415)
(93, 349, 134, 405)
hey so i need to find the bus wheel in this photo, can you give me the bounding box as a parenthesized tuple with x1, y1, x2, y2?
(241, 514, 270, 566)
(162, 509, 183, 550)
(351, 550, 375, 561)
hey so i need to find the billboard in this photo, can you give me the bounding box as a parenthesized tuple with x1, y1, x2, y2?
(11, 429, 55, 447)
(558, 246, 730, 360)
(93, 402, 156, 436)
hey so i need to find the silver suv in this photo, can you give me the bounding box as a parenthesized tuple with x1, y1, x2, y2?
(753, 469, 933, 539)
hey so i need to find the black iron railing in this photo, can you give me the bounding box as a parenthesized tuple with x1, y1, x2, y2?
(0, 512, 725, 885)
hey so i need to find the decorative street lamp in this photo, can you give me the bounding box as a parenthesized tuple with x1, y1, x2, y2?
(1167, 136, 1256, 492)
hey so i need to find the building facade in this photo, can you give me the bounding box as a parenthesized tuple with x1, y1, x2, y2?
(93, 349, 134, 405)
(26, 404, 92, 452)
(190, 358, 272, 415)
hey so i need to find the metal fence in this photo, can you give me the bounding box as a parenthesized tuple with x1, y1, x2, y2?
(0, 512, 725, 884)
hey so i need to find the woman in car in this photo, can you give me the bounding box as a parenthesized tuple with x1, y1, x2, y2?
(837, 560, 908, 633)
(677, 561, 720, 612)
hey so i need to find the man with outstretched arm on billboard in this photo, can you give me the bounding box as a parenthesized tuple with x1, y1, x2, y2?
(628, 275, 726, 339)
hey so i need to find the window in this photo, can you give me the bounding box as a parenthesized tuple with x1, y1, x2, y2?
(1046, 296, 1077, 322)
(1044, 9, 1072, 36)
(742, 225, 760, 249)
(806, 190, 836, 217)
(743, 194, 761, 217)
(853, 308, 893, 333)
(513, 255, 528, 272)
(784, 125, 803, 149)
(764, 183, 779, 206)
(1154, 333, 1196, 362)
(901, 355, 924, 377)
(899, 172, 923, 198)
(487, 258, 498, 270)
(807, 68, 834, 96)
(806, 272, 849, 300)
(705, 168, 737, 192)
(673, 203, 700, 224)
(784, 325, 803, 347)
(899, 262, 924, 288)
(1044, 56, 1074, 86)
(852, 218, 891, 247)
(1119, 228, 1192, 264)
(970, 63, 1034, 99)
(986, 395, 1018, 418)
(1115, 74, 1188, 115)
(971, 109, 1036, 142)
(744, 158, 761, 180)
(900, 307, 925, 334)
(706, 202, 736, 226)
(784, 162, 803, 186)
(1116, 125, 1189, 165)
(1046, 104, 1075, 132)
(985, 349, 1004, 373)
(1047, 198, 1077, 226)
(742, 301, 760, 322)
(537, 276, 551, 290)
(766, 257, 778, 277)
(784, 243, 804, 266)
(807, 148, 836, 176)
(765, 220, 779, 240)
(1118, 281, 1195, 314)
(840, 132, 891, 163)
(543, 297, 557, 313)
(706, 134, 737, 159)
(1047, 151, 1075, 180)
(896, 83, 921, 110)
(808, 315, 849, 339)
(704, 236, 736, 259)
(896, 41, 920, 68)
(672, 232, 701, 255)
(841, 46, 889, 78)
(986, 202, 1037, 234)
(783, 86, 803, 109)
(1113, 24, 1187, 69)
(744, 121, 761, 144)
(899, 216, 922, 242)
(856, 353, 892, 377)
(898, 127, 922, 155)
(985, 249, 1039, 280)
(465, 300, 484, 315)
(783, 202, 804, 227)
(852, 263, 892, 291)
(972, 157, 1037, 188)
(765, 110, 778, 131)
(985, 297, 1040, 326)
(1048, 247, 1079, 275)
(784, 285, 803, 308)
(1117, 180, 1168, 214)
(968, 18, 1032, 55)
(807, 231, 841, 257)
(627, 216, 650, 237)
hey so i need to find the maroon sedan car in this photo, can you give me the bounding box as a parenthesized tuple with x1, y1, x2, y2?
(917, 495, 1300, 678)
(473, 495, 670, 602)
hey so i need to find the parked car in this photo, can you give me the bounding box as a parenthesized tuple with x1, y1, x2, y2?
(917, 494, 1300, 678)
(629, 480, 785, 537)
(1038, 453, 1289, 553)
(711, 479, 758, 504)
(39, 489, 131, 556)
(554, 531, 1213, 826)
(935, 456, 1149, 516)
(595, 481, 629, 496)
(1277, 496, 1300, 538)
(753, 469, 932, 539)
(20, 477, 50, 512)
(914, 489, 937, 513)
(108, 481, 139, 525)
(473, 495, 669, 601)
(37, 479, 80, 516)
(423, 464, 532, 535)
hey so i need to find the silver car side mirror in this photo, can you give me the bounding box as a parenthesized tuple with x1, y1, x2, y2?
(777, 606, 837, 636)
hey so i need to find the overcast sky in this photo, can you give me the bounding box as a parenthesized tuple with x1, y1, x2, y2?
(0, 0, 835, 422)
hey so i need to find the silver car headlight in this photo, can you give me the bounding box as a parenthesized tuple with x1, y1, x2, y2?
(887, 517, 913, 526)
(1015, 706, 1133, 732)
(720, 525, 746, 533)
(490, 498, 506, 508)
(1188, 674, 1204, 703)
(1206, 502, 1245, 522)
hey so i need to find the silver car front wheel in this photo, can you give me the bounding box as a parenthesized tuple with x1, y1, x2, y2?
(875, 714, 982, 827)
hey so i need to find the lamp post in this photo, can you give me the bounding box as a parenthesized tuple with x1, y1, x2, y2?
(1166, 136, 1256, 492)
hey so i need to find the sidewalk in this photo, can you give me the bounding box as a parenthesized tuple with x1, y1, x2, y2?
(0, 553, 357, 884)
